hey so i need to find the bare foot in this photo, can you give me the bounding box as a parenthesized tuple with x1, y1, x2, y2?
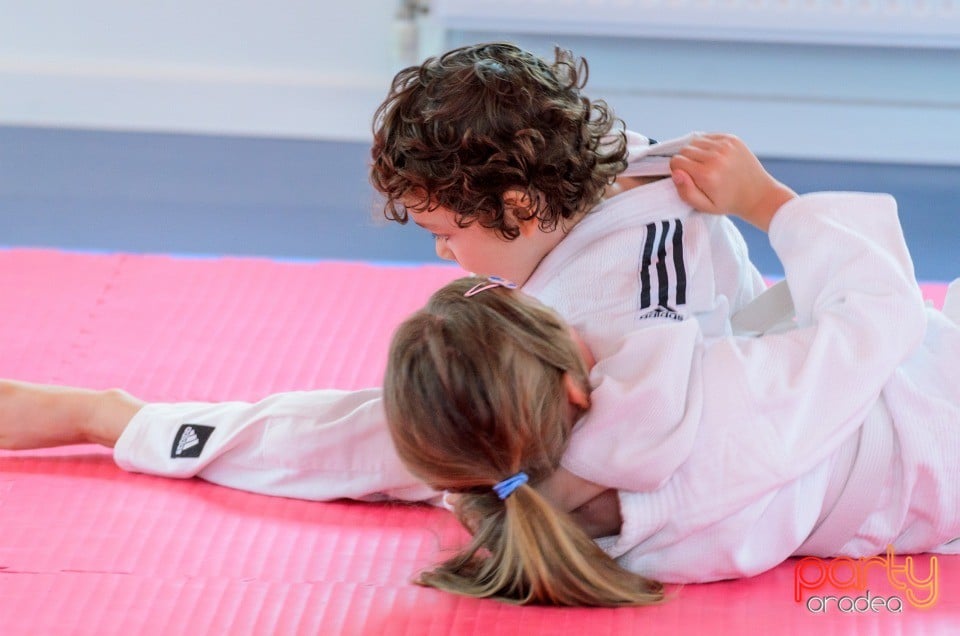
(0, 380, 144, 449)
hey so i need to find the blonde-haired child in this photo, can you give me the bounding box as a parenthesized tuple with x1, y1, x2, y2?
(382, 139, 960, 606)
(384, 276, 664, 606)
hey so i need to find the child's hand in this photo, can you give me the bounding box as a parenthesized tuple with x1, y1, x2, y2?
(669, 133, 796, 232)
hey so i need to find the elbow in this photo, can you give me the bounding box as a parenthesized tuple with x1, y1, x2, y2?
(861, 278, 927, 365)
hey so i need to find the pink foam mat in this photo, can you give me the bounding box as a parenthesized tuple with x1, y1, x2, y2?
(0, 248, 956, 635)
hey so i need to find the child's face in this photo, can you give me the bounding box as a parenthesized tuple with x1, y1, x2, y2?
(409, 203, 556, 286)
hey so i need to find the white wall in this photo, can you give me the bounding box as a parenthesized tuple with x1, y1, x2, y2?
(0, 1, 408, 140)
(1, 0, 958, 165)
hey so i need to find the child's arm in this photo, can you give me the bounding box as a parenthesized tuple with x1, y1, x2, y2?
(0, 381, 140, 450)
(533, 466, 622, 538)
(563, 188, 925, 495)
(669, 134, 797, 232)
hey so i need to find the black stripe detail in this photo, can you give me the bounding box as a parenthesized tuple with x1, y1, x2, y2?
(639, 222, 656, 310)
(672, 219, 687, 306)
(656, 221, 670, 308)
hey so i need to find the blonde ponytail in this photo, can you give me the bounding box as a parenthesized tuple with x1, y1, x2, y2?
(421, 485, 663, 606)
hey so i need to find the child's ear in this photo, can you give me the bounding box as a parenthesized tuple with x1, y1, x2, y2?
(562, 373, 590, 410)
(503, 189, 539, 237)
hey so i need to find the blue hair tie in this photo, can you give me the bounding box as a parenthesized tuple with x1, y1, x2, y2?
(493, 472, 529, 500)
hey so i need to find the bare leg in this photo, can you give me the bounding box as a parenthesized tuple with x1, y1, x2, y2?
(0, 380, 144, 450)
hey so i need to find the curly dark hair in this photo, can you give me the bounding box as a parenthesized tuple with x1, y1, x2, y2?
(370, 42, 628, 240)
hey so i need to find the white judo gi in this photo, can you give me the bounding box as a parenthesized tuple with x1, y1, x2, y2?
(593, 192, 960, 583)
(114, 134, 766, 504)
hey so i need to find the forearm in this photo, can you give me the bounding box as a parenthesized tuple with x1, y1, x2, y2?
(536, 467, 622, 539)
(0, 381, 140, 450)
(536, 466, 608, 513)
(737, 180, 796, 232)
(87, 388, 144, 447)
(702, 192, 926, 477)
(569, 489, 623, 539)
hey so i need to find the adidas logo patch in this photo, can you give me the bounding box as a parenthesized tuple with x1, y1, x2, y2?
(638, 306, 684, 322)
(176, 427, 200, 454)
(171, 424, 215, 458)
